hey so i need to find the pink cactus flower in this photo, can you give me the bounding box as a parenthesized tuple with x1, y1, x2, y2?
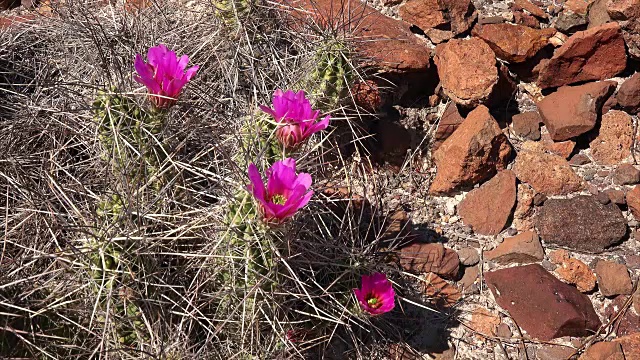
(354, 273, 395, 315)
(134, 44, 199, 109)
(247, 158, 313, 224)
(259, 89, 330, 148)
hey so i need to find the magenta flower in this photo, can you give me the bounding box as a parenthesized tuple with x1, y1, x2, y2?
(259, 89, 330, 148)
(354, 273, 395, 315)
(134, 44, 199, 109)
(247, 158, 313, 224)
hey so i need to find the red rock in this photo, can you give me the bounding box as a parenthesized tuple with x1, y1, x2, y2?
(399, 0, 477, 35)
(352, 80, 383, 112)
(434, 38, 498, 106)
(613, 333, 640, 358)
(570, 153, 592, 165)
(469, 307, 501, 337)
(536, 195, 628, 253)
(375, 119, 411, 167)
(628, 185, 640, 219)
(595, 260, 633, 296)
(605, 189, 626, 206)
(459, 264, 479, 291)
(607, 0, 640, 20)
(430, 106, 512, 194)
(579, 341, 624, 360)
(511, 111, 541, 140)
(613, 164, 640, 185)
(457, 247, 479, 266)
(541, 132, 576, 159)
(619, 18, 640, 59)
(0, 14, 35, 29)
(590, 110, 634, 165)
(513, 10, 541, 28)
(537, 23, 627, 89)
(422, 272, 462, 308)
(513, 141, 584, 196)
(565, 0, 596, 15)
(513, 184, 536, 231)
(432, 103, 465, 151)
(472, 24, 556, 63)
(555, 10, 588, 33)
(485, 231, 544, 264)
(484, 264, 601, 340)
(458, 171, 516, 235)
(514, 0, 549, 18)
(616, 72, 640, 113)
(549, 249, 597, 292)
(591, 1, 614, 30)
(537, 81, 617, 141)
(605, 295, 640, 336)
(399, 243, 460, 279)
(537, 345, 577, 360)
(276, 0, 431, 73)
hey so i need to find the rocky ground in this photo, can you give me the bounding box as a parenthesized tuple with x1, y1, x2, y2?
(4, 0, 640, 359)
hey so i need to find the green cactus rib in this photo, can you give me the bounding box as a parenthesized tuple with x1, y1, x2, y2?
(214, 0, 252, 26)
(94, 88, 168, 192)
(307, 39, 354, 111)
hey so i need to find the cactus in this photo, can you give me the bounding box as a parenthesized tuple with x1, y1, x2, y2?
(214, 0, 252, 27)
(307, 39, 354, 111)
(93, 87, 167, 191)
(234, 113, 284, 170)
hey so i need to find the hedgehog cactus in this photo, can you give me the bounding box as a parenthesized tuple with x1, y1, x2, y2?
(309, 40, 354, 110)
(94, 88, 167, 191)
(234, 113, 283, 169)
(214, 0, 252, 27)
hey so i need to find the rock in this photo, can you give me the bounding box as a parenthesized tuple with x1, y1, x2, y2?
(566, 0, 596, 15)
(549, 31, 569, 47)
(430, 106, 512, 194)
(277, 0, 432, 73)
(588, 0, 613, 28)
(629, 186, 640, 220)
(513, 184, 536, 231)
(485, 231, 544, 264)
(555, 11, 589, 33)
(399, 243, 460, 279)
(375, 119, 411, 167)
(424, 28, 454, 44)
(570, 153, 592, 165)
(469, 307, 501, 337)
(399, 0, 477, 36)
(479, 15, 505, 24)
(513, 141, 584, 196)
(432, 103, 465, 151)
(537, 195, 627, 253)
(541, 132, 576, 159)
(579, 341, 624, 360)
(352, 80, 383, 112)
(495, 323, 512, 338)
(472, 24, 556, 63)
(549, 249, 597, 292)
(537, 81, 617, 141)
(595, 260, 633, 296)
(511, 111, 542, 140)
(514, 10, 542, 27)
(422, 272, 462, 308)
(607, 0, 640, 20)
(514, 0, 548, 18)
(457, 247, 480, 266)
(613, 333, 640, 358)
(597, 191, 613, 204)
(620, 19, 640, 59)
(533, 193, 547, 206)
(616, 72, 640, 113)
(537, 23, 626, 89)
(537, 346, 576, 360)
(605, 189, 626, 206)
(484, 264, 601, 340)
(434, 38, 498, 106)
(458, 170, 517, 235)
(590, 110, 634, 165)
(605, 294, 640, 336)
(459, 265, 479, 291)
(612, 164, 640, 185)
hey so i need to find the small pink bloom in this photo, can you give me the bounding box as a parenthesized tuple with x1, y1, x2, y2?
(259, 89, 330, 149)
(354, 273, 395, 315)
(247, 158, 313, 224)
(134, 44, 199, 109)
